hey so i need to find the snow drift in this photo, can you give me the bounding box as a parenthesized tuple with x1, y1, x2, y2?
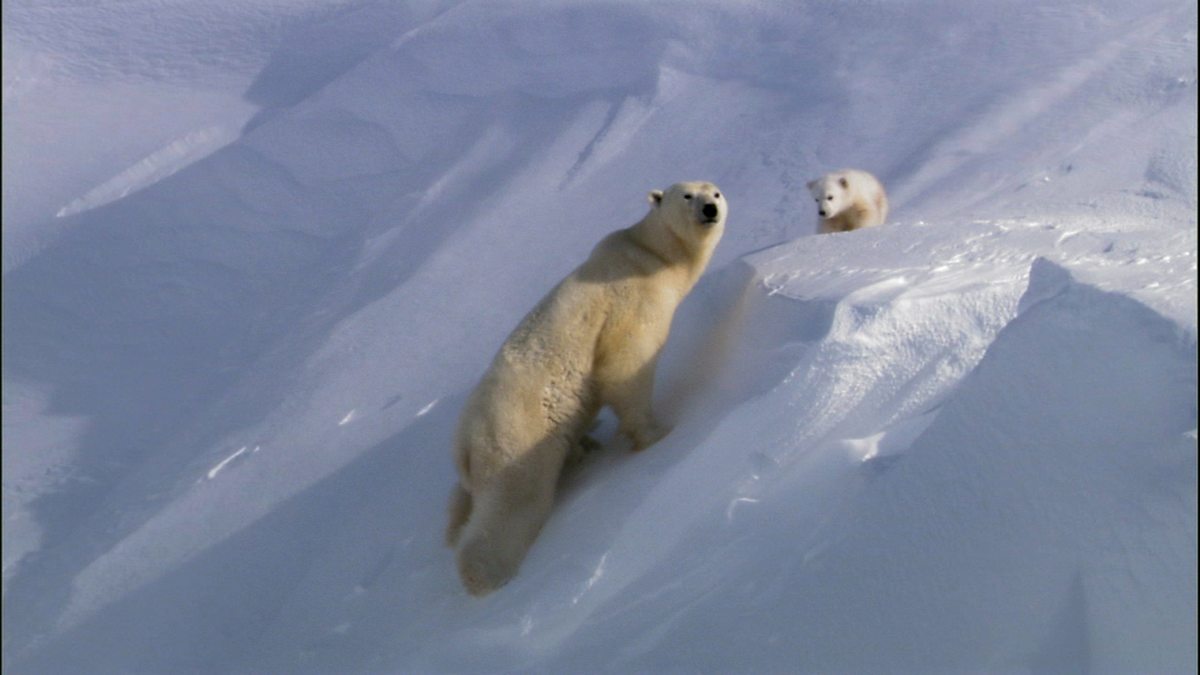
(3, 0, 1196, 672)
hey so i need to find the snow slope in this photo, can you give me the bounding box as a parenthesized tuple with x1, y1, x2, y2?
(1, 0, 454, 271)
(3, 0, 1196, 672)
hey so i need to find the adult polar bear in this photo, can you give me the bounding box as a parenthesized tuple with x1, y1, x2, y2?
(447, 182, 727, 596)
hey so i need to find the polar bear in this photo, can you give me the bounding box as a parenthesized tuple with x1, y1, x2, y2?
(446, 181, 727, 596)
(807, 169, 888, 234)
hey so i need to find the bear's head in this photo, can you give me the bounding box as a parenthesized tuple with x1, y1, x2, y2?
(647, 182, 727, 241)
(807, 174, 850, 219)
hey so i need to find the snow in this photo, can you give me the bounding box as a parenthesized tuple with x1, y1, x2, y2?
(2, 0, 1196, 672)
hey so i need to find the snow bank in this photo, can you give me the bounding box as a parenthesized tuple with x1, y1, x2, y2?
(571, 237, 1197, 674)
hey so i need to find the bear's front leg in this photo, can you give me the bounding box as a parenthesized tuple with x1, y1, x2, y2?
(605, 366, 670, 451)
(625, 420, 668, 452)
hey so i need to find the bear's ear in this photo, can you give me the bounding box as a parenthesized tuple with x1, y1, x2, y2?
(806, 180, 817, 191)
(648, 189, 664, 206)
(838, 176, 849, 189)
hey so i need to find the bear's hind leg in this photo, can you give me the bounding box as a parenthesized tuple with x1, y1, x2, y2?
(565, 432, 602, 467)
(456, 465, 558, 596)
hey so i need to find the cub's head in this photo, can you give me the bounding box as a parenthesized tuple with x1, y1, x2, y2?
(647, 182, 727, 239)
(807, 174, 850, 219)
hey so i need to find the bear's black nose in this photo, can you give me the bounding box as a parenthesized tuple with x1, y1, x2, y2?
(702, 203, 719, 220)
(819, 209, 827, 217)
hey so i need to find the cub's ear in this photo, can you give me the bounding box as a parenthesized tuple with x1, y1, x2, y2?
(838, 176, 849, 189)
(648, 189, 664, 206)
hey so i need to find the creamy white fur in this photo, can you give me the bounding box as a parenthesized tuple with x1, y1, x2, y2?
(808, 169, 889, 234)
(446, 182, 726, 596)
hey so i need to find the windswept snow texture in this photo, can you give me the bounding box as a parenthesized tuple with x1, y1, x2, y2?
(3, 0, 1197, 672)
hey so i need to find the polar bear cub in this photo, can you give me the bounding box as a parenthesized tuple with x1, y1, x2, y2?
(447, 182, 727, 596)
(807, 169, 888, 233)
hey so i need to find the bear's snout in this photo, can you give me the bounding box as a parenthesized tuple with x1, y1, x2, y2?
(818, 208, 828, 217)
(702, 203, 719, 221)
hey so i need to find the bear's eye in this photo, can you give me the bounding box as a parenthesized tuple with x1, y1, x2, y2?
(684, 193, 693, 200)
(714, 192, 721, 199)
(826, 196, 834, 201)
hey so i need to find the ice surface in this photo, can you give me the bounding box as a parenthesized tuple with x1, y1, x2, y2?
(2, 0, 1196, 672)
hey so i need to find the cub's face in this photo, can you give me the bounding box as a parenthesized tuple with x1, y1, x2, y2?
(807, 175, 849, 219)
(648, 182, 727, 238)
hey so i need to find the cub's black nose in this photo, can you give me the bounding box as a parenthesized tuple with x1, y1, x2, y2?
(819, 209, 827, 217)
(702, 203, 719, 220)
